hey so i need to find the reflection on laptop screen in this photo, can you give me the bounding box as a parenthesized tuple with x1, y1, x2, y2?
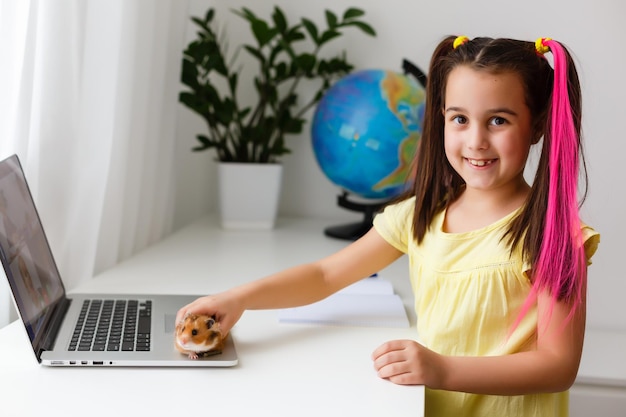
(0, 156, 64, 342)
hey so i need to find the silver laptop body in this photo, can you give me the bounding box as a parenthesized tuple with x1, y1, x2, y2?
(0, 154, 237, 367)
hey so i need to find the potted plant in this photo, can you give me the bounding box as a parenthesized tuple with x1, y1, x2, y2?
(179, 5, 376, 228)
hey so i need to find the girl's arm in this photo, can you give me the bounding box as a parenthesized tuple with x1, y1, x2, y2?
(177, 228, 404, 334)
(372, 285, 586, 394)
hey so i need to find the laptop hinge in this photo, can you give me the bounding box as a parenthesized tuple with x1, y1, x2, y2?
(38, 298, 71, 356)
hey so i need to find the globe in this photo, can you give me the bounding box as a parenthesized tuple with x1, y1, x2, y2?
(311, 69, 425, 201)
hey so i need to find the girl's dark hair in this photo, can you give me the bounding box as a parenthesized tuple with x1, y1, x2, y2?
(405, 36, 587, 312)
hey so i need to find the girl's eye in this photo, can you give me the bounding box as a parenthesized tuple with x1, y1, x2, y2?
(490, 116, 507, 126)
(452, 115, 467, 125)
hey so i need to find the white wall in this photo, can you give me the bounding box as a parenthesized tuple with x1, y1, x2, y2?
(172, 0, 626, 331)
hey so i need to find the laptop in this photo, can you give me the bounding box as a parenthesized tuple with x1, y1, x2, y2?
(0, 154, 238, 367)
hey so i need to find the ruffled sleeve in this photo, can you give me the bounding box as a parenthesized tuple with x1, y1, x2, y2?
(372, 197, 416, 253)
(522, 224, 600, 276)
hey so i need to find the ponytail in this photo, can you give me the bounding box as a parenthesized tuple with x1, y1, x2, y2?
(517, 38, 587, 326)
(410, 36, 462, 241)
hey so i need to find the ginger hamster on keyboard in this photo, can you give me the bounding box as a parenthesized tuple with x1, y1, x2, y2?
(175, 313, 224, 359)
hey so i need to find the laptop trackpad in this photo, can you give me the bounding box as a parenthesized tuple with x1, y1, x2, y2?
(164, 314, 176, 333)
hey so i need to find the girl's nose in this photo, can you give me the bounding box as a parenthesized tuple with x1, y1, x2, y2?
(466, 126, 489, 150)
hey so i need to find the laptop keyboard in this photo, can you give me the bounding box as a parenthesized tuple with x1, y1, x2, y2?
(68, 299, 152, 352)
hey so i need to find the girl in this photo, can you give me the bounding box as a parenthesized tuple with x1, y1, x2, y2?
(177, 36, 599, 416)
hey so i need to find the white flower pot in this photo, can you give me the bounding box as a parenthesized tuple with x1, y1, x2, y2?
(217, 162, 283, 229)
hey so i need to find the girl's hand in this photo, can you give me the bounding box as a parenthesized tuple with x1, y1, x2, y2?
(372, 339, 445, 386)
(175, 291, 244, 336)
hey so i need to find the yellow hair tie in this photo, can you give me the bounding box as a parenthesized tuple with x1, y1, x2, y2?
(535, 37, 552, 55)
(453, 35, 469, 49)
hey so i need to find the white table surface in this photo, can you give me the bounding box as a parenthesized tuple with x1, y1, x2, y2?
(3, 215, 623, 416)
(0, 216, 424, 417)
(576, 329, 626, 388)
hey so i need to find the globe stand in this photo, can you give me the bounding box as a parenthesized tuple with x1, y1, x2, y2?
(324, 192, 389, 241)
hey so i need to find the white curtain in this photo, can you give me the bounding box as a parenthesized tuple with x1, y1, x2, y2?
(0, 0, 189, 327)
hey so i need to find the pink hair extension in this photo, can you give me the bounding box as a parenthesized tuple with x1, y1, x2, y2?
(516, 39, 587, 330)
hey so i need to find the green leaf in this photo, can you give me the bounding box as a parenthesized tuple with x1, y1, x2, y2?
(284, 26, 306, 43)
(179, 91, 209, 113)
(238, 107, 251, 119)
(191, 17, 209, 33)
(250, 19, 277, 47)
(301, 18, 319, 44)
(212, 54, 229, 77)
(313, 89, 325, 102)
(202, 83, 221, 103)
(318, 30, 341, 46)
(228, 73, 238, 92)
(342, 8, 365, 20)
(294, 53, 316, 74)
(274, 62, 288, 80)
(283, 117, 304, 134)
(215, 98, 235, 125)
(178, 91, 196, 107)
(268, 43, 285, 66)
(272, 6, 287, 32)
(244, 45, 265, 64)
(204, 8, 215, 23)
(325, 10, 338, 28)
(276, 37, 296, 61)
(193, 134, 213, 151)
(180, 58, 199, 88)
(346, 21, 376, 36)
(281, 93, 299, 107)
(317, 56, 353, 76)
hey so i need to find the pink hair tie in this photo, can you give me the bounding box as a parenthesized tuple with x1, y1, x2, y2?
(453, 35, 469, 49)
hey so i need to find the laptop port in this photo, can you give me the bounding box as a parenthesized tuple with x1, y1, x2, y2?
(93, 361, 104, 365)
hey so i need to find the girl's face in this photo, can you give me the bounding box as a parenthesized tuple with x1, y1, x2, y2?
(443, 66, 534, 197)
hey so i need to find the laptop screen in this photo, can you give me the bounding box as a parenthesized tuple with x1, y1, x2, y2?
(0, 155, 64, 343)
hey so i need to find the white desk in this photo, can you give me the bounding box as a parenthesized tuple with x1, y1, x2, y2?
(0, 216, 424, 417)
(570, 329, 626, 417)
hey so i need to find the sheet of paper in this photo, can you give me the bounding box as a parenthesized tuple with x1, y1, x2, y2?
(278, 277, 409, 328)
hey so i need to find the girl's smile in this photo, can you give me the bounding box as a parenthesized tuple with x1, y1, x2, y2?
(466, 158, 497, 167)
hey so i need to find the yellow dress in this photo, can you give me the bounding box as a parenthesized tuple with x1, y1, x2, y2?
(373, 197, 600, 417)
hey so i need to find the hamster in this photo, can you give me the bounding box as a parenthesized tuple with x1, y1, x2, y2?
(175, 313, 224, 359)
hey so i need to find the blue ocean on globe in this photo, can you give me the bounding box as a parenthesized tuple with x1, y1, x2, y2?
(311, 69, 425, 200)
